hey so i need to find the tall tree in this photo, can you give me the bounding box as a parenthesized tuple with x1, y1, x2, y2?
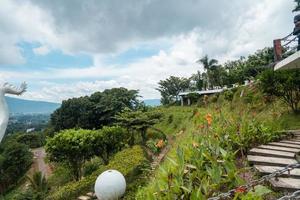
(260, 69, 300, 113)
(50, 88, 141, 132)
(157, 76, 190, 105)
(197, 55, 219, 89)
(116, 108, 162, 145)
(190, 71, 204, 91)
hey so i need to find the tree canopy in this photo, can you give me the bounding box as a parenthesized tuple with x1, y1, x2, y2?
(260, 69, 300, 113)
(46, 126, 127, 180)
(157, 47, 274, 105)
(50, 87, 141, 132)
(156, 76, 190, 105)
(0, 139, 33, 194)
(115, 108, 162, 144)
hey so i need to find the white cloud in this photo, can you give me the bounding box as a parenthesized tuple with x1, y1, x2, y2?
(33, 45, 50, 55)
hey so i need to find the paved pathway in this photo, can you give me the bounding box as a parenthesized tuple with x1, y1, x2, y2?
(247, 130, 300, 191)
(31, 147, 52, 178)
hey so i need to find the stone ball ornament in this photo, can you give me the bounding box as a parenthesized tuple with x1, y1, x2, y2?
(94, 170, 126, 200)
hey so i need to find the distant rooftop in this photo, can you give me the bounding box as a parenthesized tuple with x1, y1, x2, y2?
(179, 88, 224, 96)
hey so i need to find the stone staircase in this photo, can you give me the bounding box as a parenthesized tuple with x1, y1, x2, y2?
(247, 130, 300, 191)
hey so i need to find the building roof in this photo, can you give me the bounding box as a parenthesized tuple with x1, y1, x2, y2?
(275, 51, 300, 70)
(179, 89, 224, 96)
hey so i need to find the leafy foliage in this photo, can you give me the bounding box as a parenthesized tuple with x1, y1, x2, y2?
(0, 139, 33, 194)
(116, 108, 162, 144)
(136, 95, 285, 199)
(46, 127, 127, 180)
(46, 145, 147, 200)
(26, 171, 49, 199)
(157, 76, 191, 105)
(50, 87, 141, 132)
(158, 48, 274, 105)
(16, 132, 45, 148)
(260, 69, 300, 113)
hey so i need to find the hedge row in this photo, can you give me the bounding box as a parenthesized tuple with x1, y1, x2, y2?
(46, 145, 147, 200)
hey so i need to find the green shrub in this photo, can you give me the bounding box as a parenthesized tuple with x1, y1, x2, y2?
(3, 188, 45, 200)
(46, 145, 147, 200)
(146, 139, 167, 155)
(48, 163, 74, 188)
(210, 94, 219, 103)
(167, 114, 174, 124)
(16, 132, 45, 148)
(223, 90, 234, 101)
(146, 130, 166, 141)
(83, 157, 103, 177)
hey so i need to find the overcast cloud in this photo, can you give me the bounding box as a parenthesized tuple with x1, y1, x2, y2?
(0, 0, 296, 102)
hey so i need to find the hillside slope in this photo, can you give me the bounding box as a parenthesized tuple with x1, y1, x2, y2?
(135, 84, 300, 199)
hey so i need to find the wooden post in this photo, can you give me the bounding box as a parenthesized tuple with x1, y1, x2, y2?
(180, 96, 184, 106)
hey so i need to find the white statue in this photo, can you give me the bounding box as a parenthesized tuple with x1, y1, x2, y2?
(0, 82, 27, 143)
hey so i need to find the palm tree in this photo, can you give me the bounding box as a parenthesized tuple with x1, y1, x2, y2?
(293, 0, 300, 12)
(197, 55, 218, 71)
(26, 172, 48, 194)
(196, 55, 219, 89)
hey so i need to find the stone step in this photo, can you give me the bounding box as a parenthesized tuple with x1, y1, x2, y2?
(249, 148, 295, 158)
(247, 155, 297, 166)
(86, 192, 95, 198)
(254, 165, 300, 178)
(269, 142, 300, 149)
(281, 140, 300, 145)
(270, 177, 300, 191)
(258, 145, 300, 153)
(78, 196, 91, 200)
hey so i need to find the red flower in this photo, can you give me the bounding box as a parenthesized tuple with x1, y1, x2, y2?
(235, 186, 247, 194)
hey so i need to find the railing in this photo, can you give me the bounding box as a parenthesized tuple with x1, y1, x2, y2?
(274, 32, 299, 62)
(208, 163, 300, 200)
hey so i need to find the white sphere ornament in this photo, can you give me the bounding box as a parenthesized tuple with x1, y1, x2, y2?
(94, 169, 126, 200)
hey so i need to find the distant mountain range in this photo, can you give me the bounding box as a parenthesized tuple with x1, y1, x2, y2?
(6, 96, 61, 114)
(5, 97, 160, 114)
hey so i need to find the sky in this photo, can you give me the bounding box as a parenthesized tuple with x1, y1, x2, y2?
(0, 0, 296, 103)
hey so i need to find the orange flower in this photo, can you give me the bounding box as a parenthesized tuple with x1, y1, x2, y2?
(192, 141, 199, 148)
(156, 139, 165, 148)
(235, 186, 247, 194)
(205, 113, 213, 126)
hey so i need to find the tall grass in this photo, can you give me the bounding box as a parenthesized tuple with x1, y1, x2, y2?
(136, 85, 293, 199)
